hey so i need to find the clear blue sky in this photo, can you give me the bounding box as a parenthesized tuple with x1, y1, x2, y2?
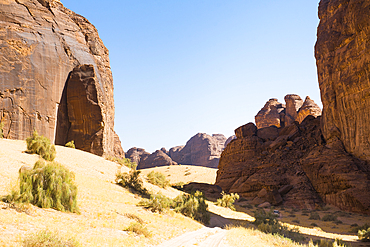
(61, 0, 321, 153)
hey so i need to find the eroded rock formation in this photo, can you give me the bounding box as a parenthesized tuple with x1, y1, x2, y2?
(255, 95, 321, 129)
(315, 0, 370, 162)
(0, 0, 123, 157)
(125, 147, 150, 166)
(169, 133, 227, 168)
(137, 149, 177, 169)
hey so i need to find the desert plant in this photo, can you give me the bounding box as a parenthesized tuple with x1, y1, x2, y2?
(350, 223, 370, 233)
(171, 181, 185, 189)
(173, 191, 210, 224)
(106, 156, 137, 169)
(3, 160, 79, 213)
(115, 169, 149, 196)
(215, 192, 239, 210)
(65, 140, 75, 149)
(22, 229, 80, 247)
(124, 222, 151, 237)
(0, 122, 4, 138)
(358, 227, 370, 242)
(322, 214, 337, 222)
(26, 130, 56, 161)
(138, 193, 173, 213)
(310, 238, 351, 247)
(309, 211, 321, 220)
(146, 171, 170, 188)
(124, 213, 144, 224)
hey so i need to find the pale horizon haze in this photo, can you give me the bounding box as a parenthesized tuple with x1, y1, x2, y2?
(61, 0, 322, 153)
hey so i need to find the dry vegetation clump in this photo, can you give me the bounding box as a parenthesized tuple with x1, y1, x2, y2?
(138, 193, 173, 213)
(26, 130, 56, 161)
(65, 140, 75, 149)
(115, 169, 149, 196)
(22, 229, 80, 247)
(146, 171, 170, 188)
(2, 159, 79, 213)
(124, 213, 145, 224)
(215, 191, 239, 210)
(309, 238, 350, 247)
(124, 222, 151, 237)
(309, 211, 321, 220)
(107, 156, 137, 169)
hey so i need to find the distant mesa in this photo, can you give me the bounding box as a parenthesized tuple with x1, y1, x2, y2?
(0, 0, 123, 158)
(126, 133, 232, 169)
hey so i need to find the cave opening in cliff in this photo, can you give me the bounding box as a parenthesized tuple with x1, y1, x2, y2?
(55, 73, 71, 146)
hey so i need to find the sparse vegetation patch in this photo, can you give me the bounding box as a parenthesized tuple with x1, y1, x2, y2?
(115, 169, 149, 196)
(146, 171, 170, 188)
(138, 193, 173, 213)
(106, 156, 137, 169)
(124, 222, 151, 237)
(65, 140, 75, 149)
(22, 229, 80, 247)
(215, 191, 239, 210)
(26, 130, 56, 161)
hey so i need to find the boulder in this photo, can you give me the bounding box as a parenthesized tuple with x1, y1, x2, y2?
(137, 150, 177, 169)
(255, 98, 286, 129)
(235, 123, 257, 139)
(296, 96, 322, 124)
(125, 147, 150, 166)
(284, 94, 303, 126)
(0, 0, 122, 157)
(257, 126, 279, 141)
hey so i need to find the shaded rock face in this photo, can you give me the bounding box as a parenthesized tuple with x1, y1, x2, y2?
(315, 0, 370, 162)
(0, 0, 122, 157)
(216, 116, 370, 214)
(125, 147, 150, 166)
(169, 133, 227, 168)
(137, 150, 177, 169)
(255, 95, 321, 129)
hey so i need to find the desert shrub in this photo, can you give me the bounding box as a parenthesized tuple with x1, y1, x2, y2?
(138, 193, 173, 213)
(107, 156, 137, 169)
(65, 140, 75, 149)
(322, 214, 337, 222)
(173, 191, 210, 224)
(22, 229, 80, 247)
(215, 192, 239, 210)
(124, 222, 151, 237)
(310, 238, 350, 247)
(358, 227, 370, 242)
(124, 213, 144, 224)
(309, 211, 321, 220)
(0, 122, 4, 138)
(253, 209, 305, 243)
(3, 160, 78, 213)
(146, 171, 170, 188)
(185, 172, 191, 176)
(171, 182, 185, 190)
(350, 223, 370, 233)
(115, 169, 149, 196)
(26, 130, 56, 161)
(311, 223, 318, 227)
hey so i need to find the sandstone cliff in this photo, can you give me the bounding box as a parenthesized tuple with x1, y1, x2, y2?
(0, 0, 123, 157)
(315, 0, 370, 162)
(255, 94, 321, 129)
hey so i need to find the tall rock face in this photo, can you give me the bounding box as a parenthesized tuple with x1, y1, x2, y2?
(169, 133, 227, 168)
(0, 0, 123, 157)
(255, 95, 321, 129)
(315, 0, 370, 161)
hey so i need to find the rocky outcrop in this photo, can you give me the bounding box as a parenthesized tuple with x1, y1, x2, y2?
(225, 135, 236, 147)
(255, 95, 321, 129)
(315, 0, 370, 162)
(169, 133, 227, 168)
(125, 148, 150, 166)
(137, 150, 177, 169)
(216, 116, 370, 213)
(0, 0, 122, 157)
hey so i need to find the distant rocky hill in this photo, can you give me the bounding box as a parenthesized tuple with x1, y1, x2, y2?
(0, 0, 123, 157)
(216, 0, 370, 215)
(126, 133, 232, 169)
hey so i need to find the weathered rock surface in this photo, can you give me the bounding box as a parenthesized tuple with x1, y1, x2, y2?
(0, 0, 122, 157)
(169, 133, 227, 168)
(225, 135, 236, 147)
(255, 95, 321, 129)
(216, 116, 370, 214)
(125, 147, 150, 166)
(315, 0, 370, 162)
(137, 149, 177, 169)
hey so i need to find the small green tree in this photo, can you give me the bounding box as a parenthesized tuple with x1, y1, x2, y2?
(215, 191, 239, 210)
(26, 130, 56, 161)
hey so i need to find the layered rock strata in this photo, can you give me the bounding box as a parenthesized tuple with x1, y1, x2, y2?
(315, 0, 370, 162)
(0, 0, 122, 157)
(216, 116, 370, 213)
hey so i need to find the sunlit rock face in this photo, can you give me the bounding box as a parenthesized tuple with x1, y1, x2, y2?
(315, 0, 370, 161)
(0, 0, 123, 157)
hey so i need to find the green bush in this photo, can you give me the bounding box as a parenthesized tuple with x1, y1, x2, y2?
(107, 156, 137, 169)
(322, 214, 337, 222)
(173, 191, 210, 224)
(65, 140, 75, 149)
(253, 209, 305, 243)
(124, 222, 151, 237)
(309, 211, 321, 220)
(22, 229, 80, 247)
(115, 169, 149, 196)
(146, 171, 170, 188)
(138, 193, 173, 213)
(3, 160, 79, 213)
(26, 130, 56, 161)
(215, 192, 239, 210)
(358, 227, 370, 242)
